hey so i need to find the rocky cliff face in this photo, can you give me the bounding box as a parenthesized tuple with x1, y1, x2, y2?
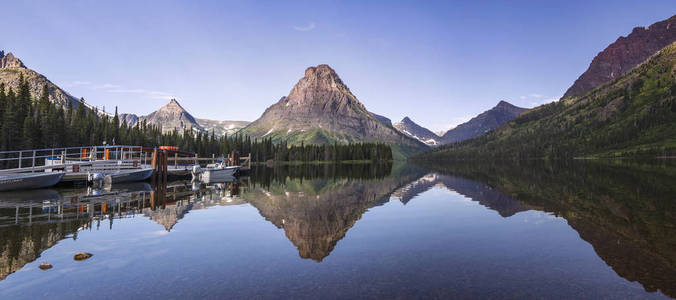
(441, 101, 525, 144)
(240, 64, 426, 156)
(370, 112, 393, 127)
(394, 117, 440, 146)
(563, 14, 676, 99)
(0, 51, 81, 108)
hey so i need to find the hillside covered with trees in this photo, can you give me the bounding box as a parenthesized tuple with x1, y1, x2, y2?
(418, 42, 676, 160)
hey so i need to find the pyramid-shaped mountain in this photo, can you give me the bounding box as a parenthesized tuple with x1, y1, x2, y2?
(141, 99, 202, 133)
(240, 64, 426, 156)
(394, 117, 440, 146)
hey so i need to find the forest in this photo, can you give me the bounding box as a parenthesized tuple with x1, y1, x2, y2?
(0, 76, 392, 163)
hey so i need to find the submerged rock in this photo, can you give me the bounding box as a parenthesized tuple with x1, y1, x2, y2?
(39, 262, 52, 270)
(74, 252, 93, 261)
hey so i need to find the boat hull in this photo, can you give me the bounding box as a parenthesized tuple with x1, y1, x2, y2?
(0, 172, 64, 192)
(104, 168, 154, 185)
(200, 167, 239, 183)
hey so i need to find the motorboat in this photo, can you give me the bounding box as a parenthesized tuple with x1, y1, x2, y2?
(0, 172, 64, 192)
(103, 168, 154, 185)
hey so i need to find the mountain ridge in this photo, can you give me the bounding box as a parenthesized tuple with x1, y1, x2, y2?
(563, 14, 676, 99)
(441, 100, 526, 144)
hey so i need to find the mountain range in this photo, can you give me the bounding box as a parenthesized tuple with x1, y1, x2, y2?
(392, 101, 525, 146)
(2, 14, 675, 159)
(120, 99, 249, 135)
(423, 40, 676, 159)
(0, 51, 248, 136)
(0, 50, 535, 156)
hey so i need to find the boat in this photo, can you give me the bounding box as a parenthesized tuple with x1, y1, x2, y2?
(0, 188, 62, 204)
(0, 172, 64, 192)
(103, 168, 154, 185)
(193, 163, 240, 183)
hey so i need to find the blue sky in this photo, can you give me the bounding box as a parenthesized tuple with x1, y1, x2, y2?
(1, 1, 675, 132)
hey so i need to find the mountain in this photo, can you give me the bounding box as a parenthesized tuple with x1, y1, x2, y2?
(422, 41, 676, 160)
(239, 64, 427, 158)
(0, 51, 82, 108)
(119, 113, 139, 127)
(563, 14, 676, 99)
(142, 98, 201, 133)
(195, 118, 250, 136)
(121, 99, 249, 135)
(394, 117, 441, 146)
(440, 101, 526, 144)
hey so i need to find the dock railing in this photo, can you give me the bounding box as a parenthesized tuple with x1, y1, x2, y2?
(0, 145, 251, 175)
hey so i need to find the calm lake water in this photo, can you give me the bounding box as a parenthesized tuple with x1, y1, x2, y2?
(0, 161, 675, 299)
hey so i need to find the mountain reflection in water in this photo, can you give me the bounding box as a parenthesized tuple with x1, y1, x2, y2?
(416, 159, 676, 298)
(0, 160, 674, 298)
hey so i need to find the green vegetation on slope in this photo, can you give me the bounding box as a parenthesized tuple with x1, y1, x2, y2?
(419, 42, 676, 160)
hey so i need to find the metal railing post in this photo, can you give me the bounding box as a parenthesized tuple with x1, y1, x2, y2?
(31, 150, 36, 172)
(18, 151, 22, 169)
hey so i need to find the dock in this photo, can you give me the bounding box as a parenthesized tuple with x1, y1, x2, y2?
(0, 145, 251, 187)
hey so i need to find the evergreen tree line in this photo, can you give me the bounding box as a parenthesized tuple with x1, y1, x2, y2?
(0, 76, 393, 163)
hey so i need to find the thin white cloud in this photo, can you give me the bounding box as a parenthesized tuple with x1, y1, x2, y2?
(529, 93, 544, 98)
(74, 81, 176, 100)
(107, 88, 175, 100)
(63, 80, 91, 87)
(92, 83, 121, 90)
(293, 22, 316, 32)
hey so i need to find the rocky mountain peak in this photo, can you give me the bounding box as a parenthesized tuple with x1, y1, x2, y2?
(286, 64, 363, 110)
(164, 98, 185, 111)
(563, 14, 676, 99)
(394, 116, 440, 146)
(0, 51, 26, 69)
(494, 100, 524, 114)
(142, 98, 201, 133)
(495, 100, 511, 108)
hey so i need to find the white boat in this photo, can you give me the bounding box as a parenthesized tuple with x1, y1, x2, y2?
(104, 168, 154, 185)
(0, 172, 64, 192)
(193, 163, 239, 183)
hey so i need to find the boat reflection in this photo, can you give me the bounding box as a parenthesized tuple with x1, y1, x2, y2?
(0, 178, 244, 280)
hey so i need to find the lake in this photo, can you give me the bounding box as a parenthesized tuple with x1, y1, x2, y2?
(0, 161, 675, 299)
